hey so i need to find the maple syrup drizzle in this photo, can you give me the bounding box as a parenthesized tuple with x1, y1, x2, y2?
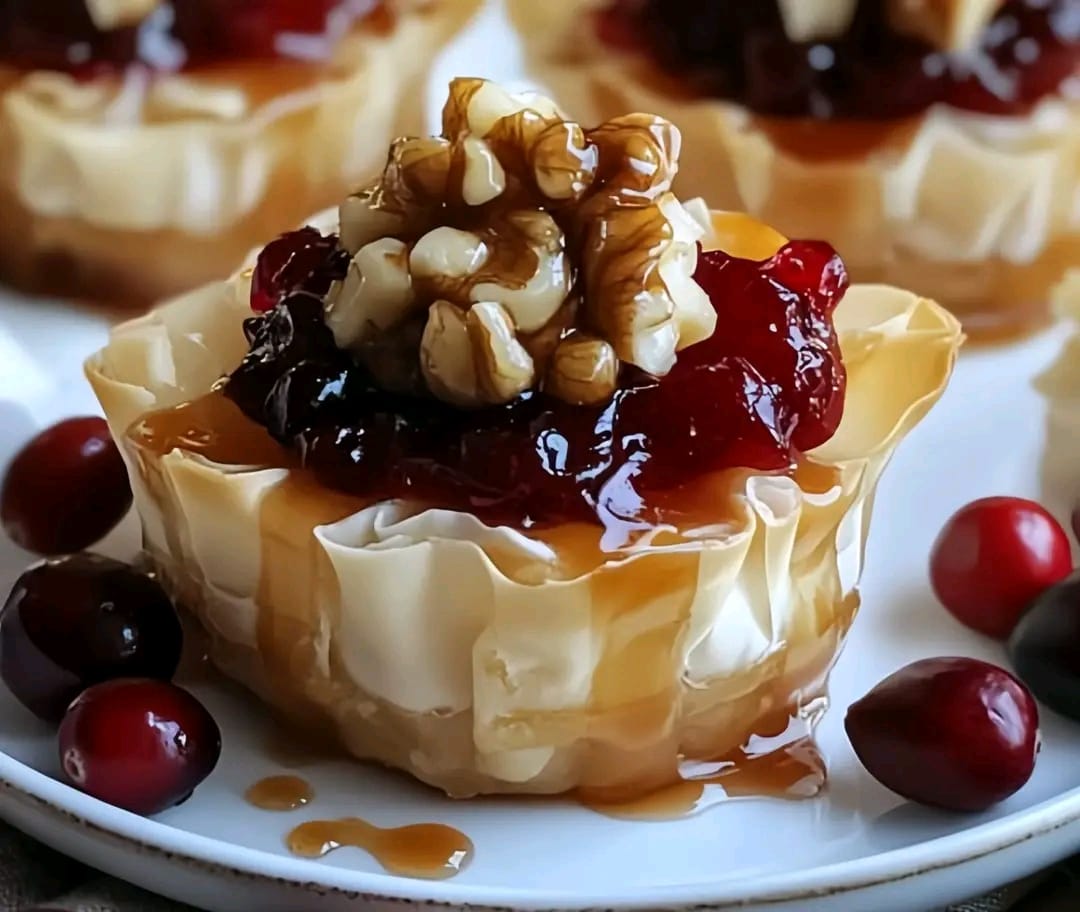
(580, 724, 826, 820)
(254, 472, 364, 712)
(794, 457, 843, 496)
(286, 818, 473, 879)
(245, 775, 314, 811)
(127, 391, 291, 467)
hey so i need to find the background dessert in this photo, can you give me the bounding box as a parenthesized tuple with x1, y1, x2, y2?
(0, 0, 481, 304)
(85, 80, 963, 799)
(1038, 269, 1080, 533)
(508, 0, 1080, 341)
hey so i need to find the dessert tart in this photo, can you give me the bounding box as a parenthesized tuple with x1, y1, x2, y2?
(0, 0, 481, 304)
(86, 79, 963, 799)
(507, 0, 1080, 341)
(1038, 270, 1080, 524)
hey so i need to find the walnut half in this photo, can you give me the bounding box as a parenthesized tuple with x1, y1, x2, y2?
(330, 78, 717, 409)
(776, 0, 860, 42)
(85, 0, 161, 30)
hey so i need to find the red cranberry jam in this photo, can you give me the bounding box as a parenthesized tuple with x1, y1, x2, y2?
(0, 0, 384, 76)
(599, 0, 1080, 119)
(224, 229, 848, 527)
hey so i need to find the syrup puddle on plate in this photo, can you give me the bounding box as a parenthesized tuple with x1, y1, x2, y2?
(245, 775, 314, 811)
(286, 817, 474, 879)
(580, 717, 826, 820)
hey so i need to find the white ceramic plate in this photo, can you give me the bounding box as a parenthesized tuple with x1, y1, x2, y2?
(3, 293, 1080, 912)
(3, 4, 1080, 911)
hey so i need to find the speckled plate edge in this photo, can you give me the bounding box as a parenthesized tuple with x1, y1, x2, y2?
(1, 748, 1079, 911)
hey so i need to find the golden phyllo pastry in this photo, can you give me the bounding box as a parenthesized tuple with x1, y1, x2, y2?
(87, 79, 962, 798)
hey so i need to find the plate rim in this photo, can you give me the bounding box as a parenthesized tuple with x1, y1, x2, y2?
(1, 748, 1078, 910)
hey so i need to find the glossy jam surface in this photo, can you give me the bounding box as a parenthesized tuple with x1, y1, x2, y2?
(599, 0, 1080, 118)
(0, 0, 386, 76)
(223, 229, 847, 527)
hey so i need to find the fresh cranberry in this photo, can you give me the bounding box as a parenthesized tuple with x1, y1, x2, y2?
(225, 238, 847, 526)
(845, 657, 1040, 812)
(1008, 571, 1080, 722)
(249, 228, 344, 314)
(0, 0, 381, 76)
(1, 417, 132, 556)
(59, 679, 220, 816)
(930, 497, 1073, 640)
(599, 0, 1079, 121)
(0, 554, 182, 722)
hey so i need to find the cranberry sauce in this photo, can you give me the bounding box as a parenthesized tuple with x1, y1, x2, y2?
(598, 0, 1080, 119)
(223, 230, 847, 527)
(0, 0, 384, 76)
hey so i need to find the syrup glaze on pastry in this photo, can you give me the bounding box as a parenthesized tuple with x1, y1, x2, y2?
(87, 80, 962, 799)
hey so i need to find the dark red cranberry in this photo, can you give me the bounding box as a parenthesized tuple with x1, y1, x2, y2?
(0, 0, 379, 76)
(845, 657, 1040, 812)
(1008, 571, 1080, 721)
(0, 554, 182, 722)
(249, 228, 344, 314)
(225, 237, 847, 526)
(263, 361, 356, 441)
(230, 238, 851, 527)
(930, 497, 1073, 640)
(227, 291, 351, 434)
(1071, 504, 1080, 545)
(599, 0, 1079, 121)
(1, 417, 132, 556)
(59, 678, 220, 815)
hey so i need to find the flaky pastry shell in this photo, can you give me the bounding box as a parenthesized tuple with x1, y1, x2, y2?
(0, 1, 481, 304)
(507, 0, 1080, 338)
(85, 212, 962, 798)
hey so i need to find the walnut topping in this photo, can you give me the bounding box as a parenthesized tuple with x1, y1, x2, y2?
(331, 77, 716, 408)
(776, 0, 860, 42)
(545, 334, 619, 406)
(420, 300, 481, 406)
(888, 0, 1007, 51)
(85, 0, 161, 30)
(467, 301, 536, 403)
(326, 238, 413, 350)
